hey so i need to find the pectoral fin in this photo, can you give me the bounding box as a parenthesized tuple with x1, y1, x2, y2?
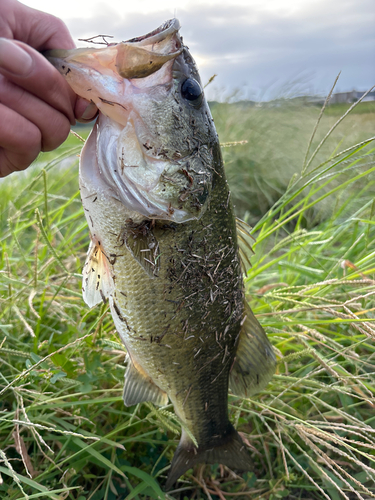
(123, 220, 160, 278)
(229, 303, 276, 398)
(123, 357, 168, 407)
(236, 218, 255, 274)
(82, 240, 114, 307)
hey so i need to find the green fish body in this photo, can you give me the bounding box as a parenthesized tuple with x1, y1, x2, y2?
(47, 19, 276, 488)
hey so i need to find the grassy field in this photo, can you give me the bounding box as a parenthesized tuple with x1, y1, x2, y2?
(0, 99, 374, 500)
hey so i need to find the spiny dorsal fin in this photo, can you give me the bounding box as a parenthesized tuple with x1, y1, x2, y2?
(82, 239, 115, 308)
(236, 217, 255, 274)
(123, 355, 168, 407)
(122, 219, 160, 278)
(229, 302, 276, 398)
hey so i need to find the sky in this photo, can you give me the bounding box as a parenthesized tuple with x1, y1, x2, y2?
(23, 0, 375, 101)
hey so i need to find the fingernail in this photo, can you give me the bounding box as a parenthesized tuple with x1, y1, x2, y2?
(81, 102, 98, 121)
(0, 38, 33, 76)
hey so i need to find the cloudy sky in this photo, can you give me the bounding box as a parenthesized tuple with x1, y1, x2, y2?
(23, 0, 375, 101)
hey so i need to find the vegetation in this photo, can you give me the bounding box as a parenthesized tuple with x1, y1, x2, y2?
(0, 96, 374, 499)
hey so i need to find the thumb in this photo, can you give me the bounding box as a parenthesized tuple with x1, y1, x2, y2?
(75, 99, 98, 123)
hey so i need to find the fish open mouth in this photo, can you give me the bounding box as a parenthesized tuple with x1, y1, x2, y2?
(45, 18, 182, 82)
(115, 19, 182, 79)
(47, 19, 207, 223)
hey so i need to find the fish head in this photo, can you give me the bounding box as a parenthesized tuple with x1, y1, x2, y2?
(46, 19, 218, 222)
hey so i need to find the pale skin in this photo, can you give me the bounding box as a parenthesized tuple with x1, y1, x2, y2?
(0, 0, 98, 177)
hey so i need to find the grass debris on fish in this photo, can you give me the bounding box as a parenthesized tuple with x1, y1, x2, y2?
(46, 19, 276, 489)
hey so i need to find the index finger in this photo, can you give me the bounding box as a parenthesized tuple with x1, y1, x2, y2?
(9, 0, 75, 50)
(0, 39, 76, 124)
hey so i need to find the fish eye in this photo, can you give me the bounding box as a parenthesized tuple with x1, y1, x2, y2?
(181, 78, 203, 107)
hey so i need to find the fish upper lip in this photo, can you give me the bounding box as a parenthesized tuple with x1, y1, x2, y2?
(125, 19, 181, 46)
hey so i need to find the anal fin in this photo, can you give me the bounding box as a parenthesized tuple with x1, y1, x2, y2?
(229, 302, 276, 398)
(123, 357, 168, 407)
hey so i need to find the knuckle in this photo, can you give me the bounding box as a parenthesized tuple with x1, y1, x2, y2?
(0, 74, 11, 97)
(0, 78, 27, 107)
(0, 146, 39, 177)
(41, 114, 70, 152)
(44, 65, 64, 96)
(43, 69, 75, 121)
(21, 124, 42, 155)
(0, 101, 41, 153)
(49, 15, 70, 35)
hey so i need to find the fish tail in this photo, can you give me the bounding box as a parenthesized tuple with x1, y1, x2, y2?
(165, 424, 252, 490)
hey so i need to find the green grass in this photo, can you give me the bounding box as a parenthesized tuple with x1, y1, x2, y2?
(215, 100, 375, 224)
(324, 101, 375, 116)
(0, 97, 374, 500)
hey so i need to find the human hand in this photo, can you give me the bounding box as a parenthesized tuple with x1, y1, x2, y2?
(0, 0, 97, 177)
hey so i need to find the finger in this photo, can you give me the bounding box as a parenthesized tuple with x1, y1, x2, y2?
(0, 103, 41, 177)
(75, 99, 98, 123)
(0, 38, 76, 125)
(0, 75, 71, 152)
(11, 1, 75, 51)
(0, 149, 36, 177)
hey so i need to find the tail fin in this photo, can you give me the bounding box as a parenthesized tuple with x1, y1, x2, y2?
(165, 425, 252, 490)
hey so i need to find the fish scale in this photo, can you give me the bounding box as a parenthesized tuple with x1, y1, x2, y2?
(46, 18, 276, 489)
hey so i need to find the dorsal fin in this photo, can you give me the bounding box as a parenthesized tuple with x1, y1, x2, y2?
(82, 239, 115, 307)
(229, 302, 276, 398)
(236, 217, 255, 274)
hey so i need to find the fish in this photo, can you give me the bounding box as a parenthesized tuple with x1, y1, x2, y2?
(46, 19, 276, 489)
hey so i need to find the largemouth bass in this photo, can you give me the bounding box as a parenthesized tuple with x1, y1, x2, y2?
(47, 19, 276, 489)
